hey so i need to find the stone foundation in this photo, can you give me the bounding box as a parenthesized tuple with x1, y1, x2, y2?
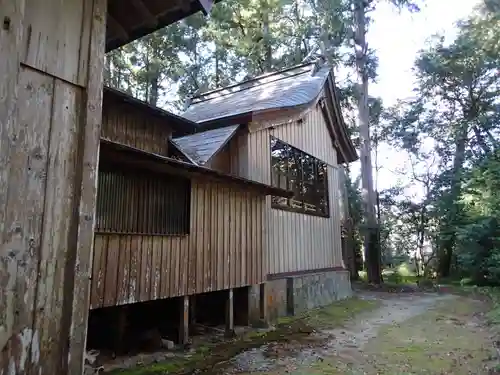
(289, 269, 352, 314)
(247, 284, 263, 324)
(265, 279, 288, 321)
(257, 270, 352, 321)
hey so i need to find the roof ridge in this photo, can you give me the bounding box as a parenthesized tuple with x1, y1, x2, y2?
(181, 63, 333, 124)
(191, 69, 311, 106)
(190, 62, 315, 103)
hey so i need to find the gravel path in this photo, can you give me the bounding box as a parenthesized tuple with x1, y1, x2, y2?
(223, 292, 456, 374)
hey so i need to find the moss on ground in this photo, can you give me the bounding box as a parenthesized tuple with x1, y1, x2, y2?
(108, 294, 498, 375)
(359, 297, 494, 375)
(265, 296, 495, 375)
(108, 297, 378, 375)
(304, 297, 379, 329)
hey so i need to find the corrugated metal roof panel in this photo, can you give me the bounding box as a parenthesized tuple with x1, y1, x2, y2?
(172, 125, 240, 165)
(182, 63, 331, 123)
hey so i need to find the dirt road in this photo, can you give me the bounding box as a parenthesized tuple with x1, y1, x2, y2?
(223, 292, 497, 375)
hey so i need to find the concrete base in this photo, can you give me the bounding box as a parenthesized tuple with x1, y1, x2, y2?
(248, 284, 261, 324)
(262, 270, 352, 321)
(266, 279, 288, 321)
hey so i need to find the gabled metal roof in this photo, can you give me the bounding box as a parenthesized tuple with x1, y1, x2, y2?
(171, 125, 240, 165)
(100, 138, 293, 198)
(182, 62, 331, 124)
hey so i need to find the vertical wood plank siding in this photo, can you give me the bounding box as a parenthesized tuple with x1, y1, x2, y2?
(0, 0, 105, 373)
(101, 95, 172, 156)
(206, 143, 232, 173)
(246, 105, 344, 275)
(90, 179, 265, 309)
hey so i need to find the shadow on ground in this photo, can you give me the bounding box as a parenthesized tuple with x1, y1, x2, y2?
(103, 288, 499, 375)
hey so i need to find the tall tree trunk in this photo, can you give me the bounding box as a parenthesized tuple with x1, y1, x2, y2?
(417, 207, 426, 275)
(294, 0, 303, 63)
(262, 6, 272, 72)
(215, 45, 220, 87)
(340, 167, 359, 280)
(144, 52, 150, 104)
(438, 126, 468, 277)
(104, 55, 112, 85)
(354, 0, 381, 284)
(149, 72, 159, 106)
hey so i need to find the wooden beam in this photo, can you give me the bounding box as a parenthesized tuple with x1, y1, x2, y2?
(131, 0, 158, 28)
(225, 288, 235, 337)
(175, 0, 192, 13)
(107, 14, 129, 42)
(179, 295, 189, 345)
(319, 99, 350, 164)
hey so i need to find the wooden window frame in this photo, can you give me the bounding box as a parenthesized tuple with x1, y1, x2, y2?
(95, 165, 191, 235)
(270, 136, 330, 218)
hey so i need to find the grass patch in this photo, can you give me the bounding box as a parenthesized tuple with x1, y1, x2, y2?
(273, 297, 380, 330)
(467, 286, 500, 325)
(109, 297, 379, 375)
(359, 263, 420, 285)
(305, 297, 380, 329)
(360, 297, 493, 375)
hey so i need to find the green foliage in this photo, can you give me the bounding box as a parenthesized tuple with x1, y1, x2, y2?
(380, 1, 500, 281)
(385, 271, 403, 284)
(454, 150, 500, 285)
(344, 171, 364, 270)
(102, 0, 500, 286)
(105, 0, 360, 110)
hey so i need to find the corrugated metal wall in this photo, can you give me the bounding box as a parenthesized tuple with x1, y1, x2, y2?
(90, 179, 265, 309)
(244, 104, 344, 275)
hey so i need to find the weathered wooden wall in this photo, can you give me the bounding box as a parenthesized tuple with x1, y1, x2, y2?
(205, 130, 246, 176)
(101, 94, 172, 156)
(206, 143, 232, 173)
(0, 0, 105, 373)
(239, 103, 345, 275)
(90, 179, 266, 309)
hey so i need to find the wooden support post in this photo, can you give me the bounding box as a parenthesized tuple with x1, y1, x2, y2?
(225, 288, 235, 337)
(189, 295, 196, 325)
(0, 0, 106, 373)
(114, 307, 128, 356)
(179, 295, 189, 345)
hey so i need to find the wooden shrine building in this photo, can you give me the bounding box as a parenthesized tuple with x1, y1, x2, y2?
(0, 1, 220, 374)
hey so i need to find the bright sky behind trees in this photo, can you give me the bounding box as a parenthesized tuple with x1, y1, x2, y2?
(352, 0, 482, 194)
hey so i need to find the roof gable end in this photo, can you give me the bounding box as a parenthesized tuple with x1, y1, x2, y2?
(172, 125, 240, 165)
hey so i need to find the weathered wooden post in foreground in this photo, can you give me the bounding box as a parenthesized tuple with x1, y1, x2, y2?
(0, 1, 214, 373)
(1, 1, 106, 373)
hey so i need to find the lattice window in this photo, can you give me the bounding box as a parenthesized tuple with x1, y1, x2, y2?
(95, 167, 190, 235)
(270, 136, 330, 217)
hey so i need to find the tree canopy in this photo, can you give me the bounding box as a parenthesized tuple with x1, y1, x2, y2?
(105, 0, 500, 284)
